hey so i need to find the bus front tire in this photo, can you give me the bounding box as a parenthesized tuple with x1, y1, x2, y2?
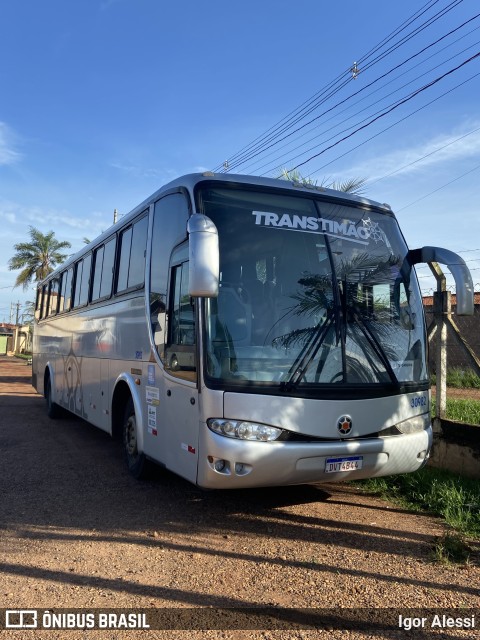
(123, 398, 149, 479)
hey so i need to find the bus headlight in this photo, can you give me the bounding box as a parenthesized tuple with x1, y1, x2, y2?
(208, 418, 284, 442)
(396, 413, 430, 434)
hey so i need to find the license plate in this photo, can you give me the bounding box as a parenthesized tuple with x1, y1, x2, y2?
(325, 456, 363, 473)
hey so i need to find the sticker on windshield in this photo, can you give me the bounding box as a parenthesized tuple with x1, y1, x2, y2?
(391, 360, 414, 381)
(252, 211, 386, 246)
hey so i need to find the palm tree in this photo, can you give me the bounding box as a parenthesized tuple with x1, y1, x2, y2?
(8, 226, 71, 290)
(280, 168, 367, 196)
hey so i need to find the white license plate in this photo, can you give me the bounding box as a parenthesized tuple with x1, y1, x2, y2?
(325, 456, 363, 473)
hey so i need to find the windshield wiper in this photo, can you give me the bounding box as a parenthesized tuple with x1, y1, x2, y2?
(350, 305, 398, 384)
(280, 312, 335, 391)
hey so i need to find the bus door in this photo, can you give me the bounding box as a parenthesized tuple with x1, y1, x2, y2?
(161, 260, 199, 483)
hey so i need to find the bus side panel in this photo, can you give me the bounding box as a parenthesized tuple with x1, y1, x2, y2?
(34, 295, 151, 436)
(73, 296, 151, 432)
(33, 317, 69, 401)
(80, 355, 109, 432)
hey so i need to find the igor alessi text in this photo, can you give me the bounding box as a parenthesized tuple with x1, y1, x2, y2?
(399, 614, 475, 631)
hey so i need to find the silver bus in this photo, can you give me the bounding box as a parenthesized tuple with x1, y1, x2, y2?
(32, 173, 473, 488)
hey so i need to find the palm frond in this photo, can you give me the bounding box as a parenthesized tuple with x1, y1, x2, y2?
(280, 170, 367, 195)
(8, 226, 72, 290)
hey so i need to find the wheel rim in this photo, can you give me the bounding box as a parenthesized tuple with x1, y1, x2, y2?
(125, 414, 138, 457)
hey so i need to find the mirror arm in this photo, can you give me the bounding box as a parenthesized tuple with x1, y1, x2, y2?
(408, 246, 474, 315)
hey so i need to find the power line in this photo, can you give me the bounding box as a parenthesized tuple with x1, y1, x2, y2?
(215, 1, 470, 173)
(212, 72, 353, 173)
(287, 52, 480, 174)
(299, 68, 479, 178)
(396, 161, 480, 211)
(358, 0, 464, 74)
(225, 1, 462, 170)
(365, 124, 480, 187)
(240, 31, 480, 176)
(356, 0, 443, 66)
(252, 41, 480, 178)
(220, 5, 478, 174)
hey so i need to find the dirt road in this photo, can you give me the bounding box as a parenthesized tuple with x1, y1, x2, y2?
(0, 356, 478, 639)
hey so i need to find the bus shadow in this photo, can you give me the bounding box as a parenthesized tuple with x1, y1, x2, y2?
(1, 377, 478, 611)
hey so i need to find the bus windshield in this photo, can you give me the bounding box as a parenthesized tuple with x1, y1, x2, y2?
(198, 186, 427, 392)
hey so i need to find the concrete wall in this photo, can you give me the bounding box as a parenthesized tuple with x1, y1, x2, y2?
(429, 418, 480, 479)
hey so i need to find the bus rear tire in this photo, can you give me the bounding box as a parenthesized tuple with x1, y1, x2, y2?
(46, 376, 62, 419)
(123, 398, 149, 479)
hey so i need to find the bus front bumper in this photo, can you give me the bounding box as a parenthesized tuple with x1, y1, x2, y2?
(196, 425, 432, 489)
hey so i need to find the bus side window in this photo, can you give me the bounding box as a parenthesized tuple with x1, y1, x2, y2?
(60, 267, 74, 312)
(150, 193, 190, 362)
(128, 216, 148, 287)
(41, 283, 49, 319)
(91, 245, 105, 302)
(48, 278, 60, 316)
(73, 253, 92, 308)
(117, 214, 148, 293)
(35, 287, 42, 321)
(117, 227, 132, 293)
(92, 237, 116, 302)
(100, 237, 116, 298)
(165, 261, 196, 381)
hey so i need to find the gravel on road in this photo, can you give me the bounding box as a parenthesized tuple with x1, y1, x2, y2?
(0, 356, 478, 640)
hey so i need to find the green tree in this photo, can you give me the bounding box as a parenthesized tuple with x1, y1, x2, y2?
(8, 226, 71, 290)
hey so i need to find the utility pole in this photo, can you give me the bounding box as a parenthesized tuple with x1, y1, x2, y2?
(113, 209, 126, 224)
(13, 301, 21, 354)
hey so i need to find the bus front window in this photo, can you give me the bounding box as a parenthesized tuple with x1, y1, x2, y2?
(199, 187, 427, 393)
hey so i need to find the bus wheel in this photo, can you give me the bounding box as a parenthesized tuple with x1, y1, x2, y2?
(45, 376, 62, 419)
(123, 398, 148, 479)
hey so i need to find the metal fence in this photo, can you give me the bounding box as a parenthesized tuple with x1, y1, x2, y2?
(422, 264, 480, 478)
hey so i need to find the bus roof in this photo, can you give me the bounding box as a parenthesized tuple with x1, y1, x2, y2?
(41, 172, 394, 280)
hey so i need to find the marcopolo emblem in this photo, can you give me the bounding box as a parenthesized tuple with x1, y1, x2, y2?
(337, 415, 352, 435)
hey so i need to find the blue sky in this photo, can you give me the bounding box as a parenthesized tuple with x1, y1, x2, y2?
(1, 0, 479, 322)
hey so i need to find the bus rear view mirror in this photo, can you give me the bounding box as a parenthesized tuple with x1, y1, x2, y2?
(408, 246, 474, 316)
(187, 213, 219, 297)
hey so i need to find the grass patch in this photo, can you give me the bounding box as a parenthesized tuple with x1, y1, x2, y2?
(358, 467, 480, 540)
(431, 367, 480, 389)
(432, 533, 472, 564)
(431, 397, 480, 424)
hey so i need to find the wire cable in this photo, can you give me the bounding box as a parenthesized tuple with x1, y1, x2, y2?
(396, 162, 480, 211)
(241, 27, 480, 176)
(214, 0, 463, 171)
(365, 125, 480, 187)
(215, 1, 472, 173)
(248, 40, 480, 177)
(286, 54, 480, 176)
(225, 11, 480, 173)
(301, 70, 480, 179)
